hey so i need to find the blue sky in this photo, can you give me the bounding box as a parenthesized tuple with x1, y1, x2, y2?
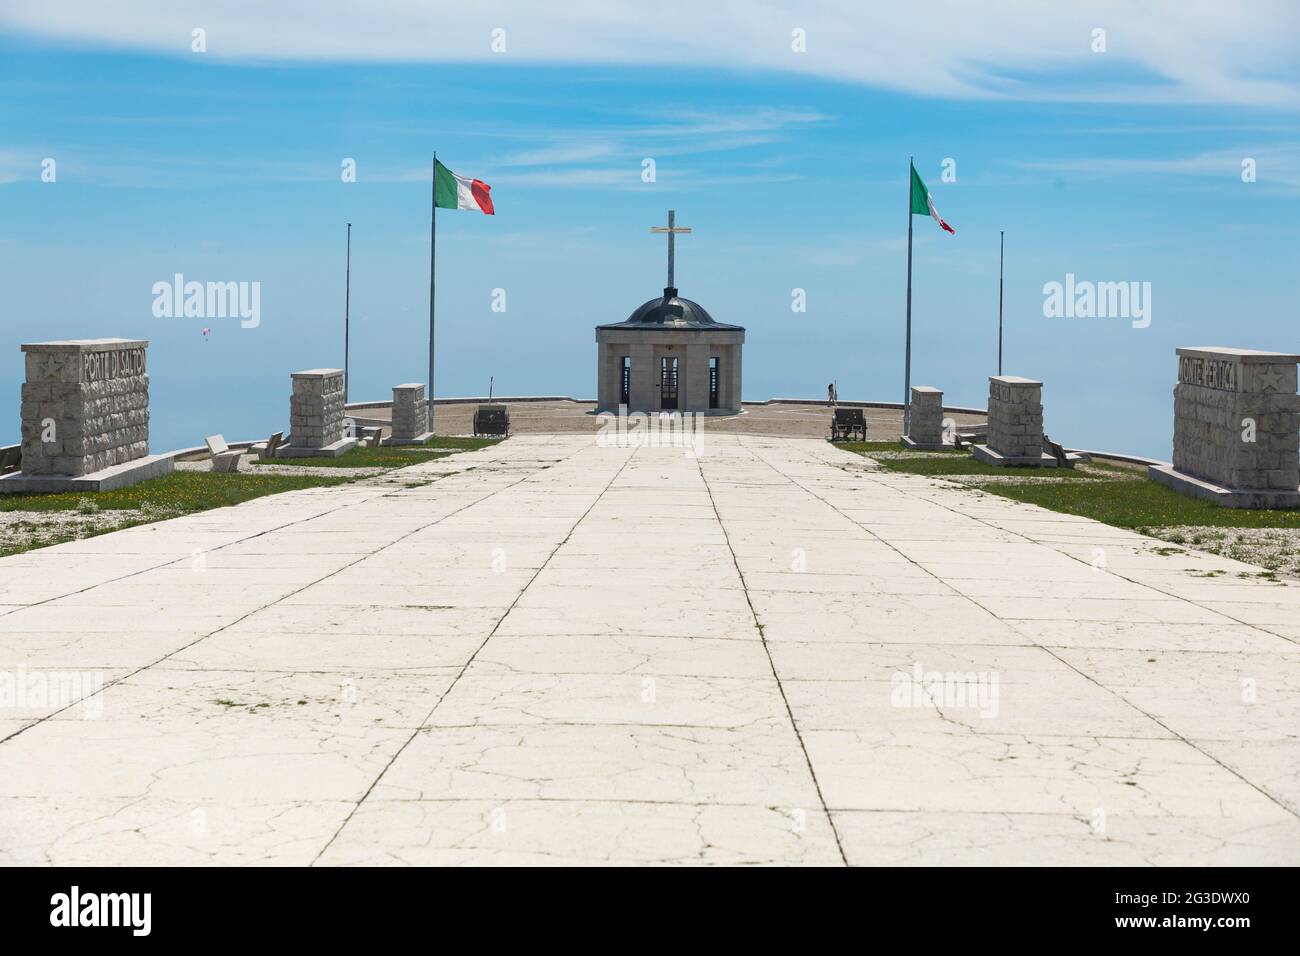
(1, 3, 1298, 458)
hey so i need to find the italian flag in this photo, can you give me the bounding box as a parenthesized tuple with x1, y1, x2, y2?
(434, 160, 494, 215)
(910, 164, 954, 234)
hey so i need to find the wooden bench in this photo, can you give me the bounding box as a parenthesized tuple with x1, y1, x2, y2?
(0, 444, 20, 475)
(829, 407, 866, 441)
(473, 404, 510, 437)
(205, 435, 242, 473)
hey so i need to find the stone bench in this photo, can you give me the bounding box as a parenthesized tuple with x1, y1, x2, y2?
(251, 431, 283, 461)
(205, 434, 242, 473)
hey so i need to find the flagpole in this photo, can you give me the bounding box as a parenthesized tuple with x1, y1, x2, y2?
(997, 230, 1005, 376)
(344, 222, 351, 403)
(428, 153, 437, 437)
(903, 156, 914, 436)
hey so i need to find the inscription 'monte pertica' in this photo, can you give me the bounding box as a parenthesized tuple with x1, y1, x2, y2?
(1170, 346, 1300, 493)
(83, 348, 146, 383)
(1179, 356, 1239, 391)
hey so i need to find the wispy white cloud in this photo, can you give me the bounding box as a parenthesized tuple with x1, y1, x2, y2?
(0, 152, 26, 185)
(485, 108, 825, 188)
(0, 107, 822, 188)
(498, 143, 618, 167)
(1016, 145, 1300, 192)
(1, 1, 1296, 106)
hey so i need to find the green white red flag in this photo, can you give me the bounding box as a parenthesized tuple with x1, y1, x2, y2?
(434, 160, 494, 214)
(910, 164, 954, 234)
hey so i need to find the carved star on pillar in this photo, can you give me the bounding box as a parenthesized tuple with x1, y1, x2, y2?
(1252, 366, 1290, 393)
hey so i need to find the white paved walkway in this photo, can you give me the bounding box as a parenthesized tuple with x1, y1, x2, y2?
(1, 435, 1297, 865)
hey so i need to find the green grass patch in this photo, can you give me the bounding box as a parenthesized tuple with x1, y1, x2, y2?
(975, 479, 1300, 529)
(0, 470, 358, 513)
(256, 446, 453, 469)
(0, 470, 362, 559)
(421, 436, 504, 451)
(876, 456, 1097, 479)
(253, 435, 500, 469)
(837, 440, 965, 455)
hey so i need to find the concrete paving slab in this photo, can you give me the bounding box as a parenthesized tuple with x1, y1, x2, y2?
(0, 432, 1296, 866)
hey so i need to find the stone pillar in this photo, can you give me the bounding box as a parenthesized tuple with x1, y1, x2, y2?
(290, 369, 345, 450)
(1148, 347, 1300, 508)
(20, 339, 150, 476)
(972, 376, 1051, 466)
(4, 338, 172, 492)
(389, 383, 429, 442)
(629, 342, 656, 411)
(685, 343, 710, 412)
(903, 386, 949, 449)
(725, 343, 743, 412)
(596, 344, 614, 409)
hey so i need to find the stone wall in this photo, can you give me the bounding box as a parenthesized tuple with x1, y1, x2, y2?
(20, 339, 150, 477)
(907, 386, 945, 445)
(391, 383, 427, 440)
(290, 369, 346, 449)
(1172, 347, 1300, 490)
(986, 376, 1044, 459)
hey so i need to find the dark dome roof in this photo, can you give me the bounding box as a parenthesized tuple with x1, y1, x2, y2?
(597, 287, 745, 332)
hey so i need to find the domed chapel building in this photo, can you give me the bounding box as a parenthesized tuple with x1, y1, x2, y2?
(595, 211, 745, 414)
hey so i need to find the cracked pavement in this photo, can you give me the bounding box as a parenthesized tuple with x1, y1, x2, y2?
(0, 434, 1297, 865)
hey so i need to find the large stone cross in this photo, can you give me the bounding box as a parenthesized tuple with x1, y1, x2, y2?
(650, 209, 691, 290)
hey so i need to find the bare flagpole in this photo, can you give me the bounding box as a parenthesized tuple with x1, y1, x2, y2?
(903, 156, 915, 436)
(998, 230, 1005, 376)
(428, 153, 437, 437)
(344, 222, 352, 403)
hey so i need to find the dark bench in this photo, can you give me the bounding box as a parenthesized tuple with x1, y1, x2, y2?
(829, 407, 866, 441)
(0, 444, 20, 474)
(473, 404, 510, 437)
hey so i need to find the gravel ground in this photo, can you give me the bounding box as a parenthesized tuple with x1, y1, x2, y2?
(174, 456, 388, 478)
(0, 503, 180, 555)
(1, 447, 478, 556)
(860, 450, 1143, 486)
(1146, 526, 1300, 579)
